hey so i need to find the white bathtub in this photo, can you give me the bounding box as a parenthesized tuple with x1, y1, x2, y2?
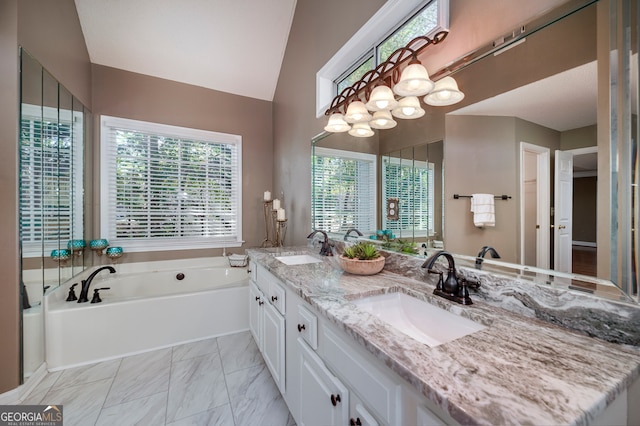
(44, 257, 249, 370)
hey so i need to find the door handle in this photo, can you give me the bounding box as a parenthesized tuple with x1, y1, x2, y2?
(558, 225, 566, 230)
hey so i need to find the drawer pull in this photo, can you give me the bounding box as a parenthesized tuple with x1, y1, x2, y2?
(330, 393, 341, 406)
(350, 418, 362, 426)
(297, 324, 306, 332)
(271, 295, 278, 302)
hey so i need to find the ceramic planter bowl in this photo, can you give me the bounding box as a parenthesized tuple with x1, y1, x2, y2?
(338, 255, 385, 275)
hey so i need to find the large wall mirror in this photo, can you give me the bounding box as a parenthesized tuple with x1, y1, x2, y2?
(312, 0, 638, 303)
(19, 49, 90, 381)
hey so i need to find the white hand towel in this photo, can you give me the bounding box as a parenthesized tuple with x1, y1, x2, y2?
(471, 194, 495, 227)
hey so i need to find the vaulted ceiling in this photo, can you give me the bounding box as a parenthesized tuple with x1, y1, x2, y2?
(74, 0, 297, 101)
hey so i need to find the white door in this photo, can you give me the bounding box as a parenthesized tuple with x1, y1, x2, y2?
(554, 150, 573, 272)
(263, 302, 286, 393)
(249, 281, 264, 351)
(298, 338, 349, 426)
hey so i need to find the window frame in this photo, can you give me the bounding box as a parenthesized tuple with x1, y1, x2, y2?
(100, 115, 243, 253)
(312, 147, 377, 234)
(316, 0, 449, 117)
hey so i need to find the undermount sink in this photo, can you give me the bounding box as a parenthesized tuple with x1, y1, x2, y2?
(352, 292, 486, 347)
(275, 254, 324, 266)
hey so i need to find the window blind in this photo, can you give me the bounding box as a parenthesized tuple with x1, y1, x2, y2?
(312, 147, 376, 234)
(101, 116, 242, 252)
(20, 104, 84, 257)
(382, 158, 434, 237)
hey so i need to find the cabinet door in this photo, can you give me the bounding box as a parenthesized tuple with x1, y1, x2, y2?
(263, 301, 286, 393)
(298, 338, 349, 426)
(249, 281, 264, 351)
(350, 393, 379, 426)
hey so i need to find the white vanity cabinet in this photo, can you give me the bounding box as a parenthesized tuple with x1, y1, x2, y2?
(249, 264, 286, 393)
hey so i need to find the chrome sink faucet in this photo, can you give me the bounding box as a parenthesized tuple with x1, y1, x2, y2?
(475, 245, 501, 269)
(78, 266, 116, 303)
(422, 250, 472, 305)
(307, 230, 334, 256)
(344, 228, 363, 241)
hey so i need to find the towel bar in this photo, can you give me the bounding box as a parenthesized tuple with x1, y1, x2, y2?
(453, 194, 511, 200)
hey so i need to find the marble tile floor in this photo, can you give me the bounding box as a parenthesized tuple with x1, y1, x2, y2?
(21, 331, 296, 426)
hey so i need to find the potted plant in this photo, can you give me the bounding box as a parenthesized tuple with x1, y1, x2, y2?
(339, 241, 386, 275)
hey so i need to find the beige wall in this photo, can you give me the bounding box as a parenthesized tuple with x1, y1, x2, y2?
(274, 0, 573, 245)
(0, 0, 21, 395)
(91, 64, 273, 262)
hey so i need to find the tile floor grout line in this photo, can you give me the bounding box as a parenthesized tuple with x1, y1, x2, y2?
(163, 346, 175, 425)
(217, 337, 238, 426)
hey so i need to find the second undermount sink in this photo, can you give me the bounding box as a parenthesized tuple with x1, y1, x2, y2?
(353, 292, 486, 347)
(275, 254, 324, 266)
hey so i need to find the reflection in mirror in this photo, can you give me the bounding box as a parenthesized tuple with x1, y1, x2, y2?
(19, 49, 89, 381)
(311, 1, 638, 303)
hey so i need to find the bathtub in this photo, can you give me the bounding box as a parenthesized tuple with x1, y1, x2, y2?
(44, 257, 249, 370)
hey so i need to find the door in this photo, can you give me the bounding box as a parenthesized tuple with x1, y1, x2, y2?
(298, 338, 349, 426)
(554, 150, 574, 272)
(520, 143, 550, 268)
(263, 301, 286, 393)
(249, 281, 264, 351)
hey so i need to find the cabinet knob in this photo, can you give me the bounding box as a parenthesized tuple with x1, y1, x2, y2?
(330, 393, 341, 406)
(297, 324, 306, 332)
(255, 296, 260, 301)
(350, 418, 362, 426)
(271, 295, 278, 302)
(258, 301, 264, 306)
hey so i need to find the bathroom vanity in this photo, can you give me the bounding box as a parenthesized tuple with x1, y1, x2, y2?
(247, 246, 640, 426)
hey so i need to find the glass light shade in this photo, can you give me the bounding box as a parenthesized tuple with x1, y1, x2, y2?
(365, 85, 398, 111)
(393, 63, 435, 97)
(424, 76, 465, 106)
(369, 110, 397, 129)
(391, 96, 425, 119)
(344, 101, 372, 123)
(348, 122, 375, 137)
(324, 113, 351, 132)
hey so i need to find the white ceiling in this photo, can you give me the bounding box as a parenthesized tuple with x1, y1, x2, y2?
(449, 60, 598, 132)
(74, 0, 297, 101)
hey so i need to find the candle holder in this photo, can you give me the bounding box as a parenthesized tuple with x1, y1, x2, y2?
(68, 239, 86, 257)
(89, 239, 109, 256)
(105, 246, 124, 264)
(261, 200, 277, 247)
(51, 249, 71, 265)
(275, 219, 288, 247)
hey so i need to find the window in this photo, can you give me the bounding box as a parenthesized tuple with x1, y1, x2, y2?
(382, 157, 435, 237)
(100, 116, 242, 252)
(312, 147, 377, 234)
(20, 104, 84, 257)
(325, 0, 447, 114)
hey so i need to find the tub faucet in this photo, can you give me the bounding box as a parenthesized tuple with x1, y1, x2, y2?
(422, 250, 472, 305)
(475, 245, 501, 269)
(344, 228, 363, 241)
(78, 266, 116, 303)
(307, 230, 333, 256)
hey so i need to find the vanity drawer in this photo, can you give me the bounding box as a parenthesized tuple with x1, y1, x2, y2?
(297, 304, 318, 349)
(321, 325, 401, 425)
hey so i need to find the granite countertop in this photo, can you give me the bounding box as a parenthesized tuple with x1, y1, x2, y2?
(247, 246, 640, 426)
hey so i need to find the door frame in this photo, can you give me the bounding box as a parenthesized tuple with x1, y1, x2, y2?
(520, 142, 550, 268)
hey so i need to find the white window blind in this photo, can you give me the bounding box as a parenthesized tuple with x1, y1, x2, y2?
(312, 147, 376, 234)
(20, 104, 84, 257)
(100, 116, 242, 252)
(382, 157, 434, 237)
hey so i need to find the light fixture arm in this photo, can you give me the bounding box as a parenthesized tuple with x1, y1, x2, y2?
(325, 30, 448, 116)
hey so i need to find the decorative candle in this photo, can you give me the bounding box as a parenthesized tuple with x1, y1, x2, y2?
(272, 198, 280, 210)
(264, 191, 271, 201)
(277, 208, 286, 221)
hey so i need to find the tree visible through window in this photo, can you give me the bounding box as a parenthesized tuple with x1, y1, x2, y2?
(101, 116, 242, 251)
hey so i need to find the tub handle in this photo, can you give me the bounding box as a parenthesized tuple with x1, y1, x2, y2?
(91, 287, 111, 304)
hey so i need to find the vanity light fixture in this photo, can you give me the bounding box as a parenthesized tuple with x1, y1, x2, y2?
(424, 76, 465, 106)
(348, 122, 375, 137)
(369, 110, 397, 129)
(324, 30, 464, 138)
